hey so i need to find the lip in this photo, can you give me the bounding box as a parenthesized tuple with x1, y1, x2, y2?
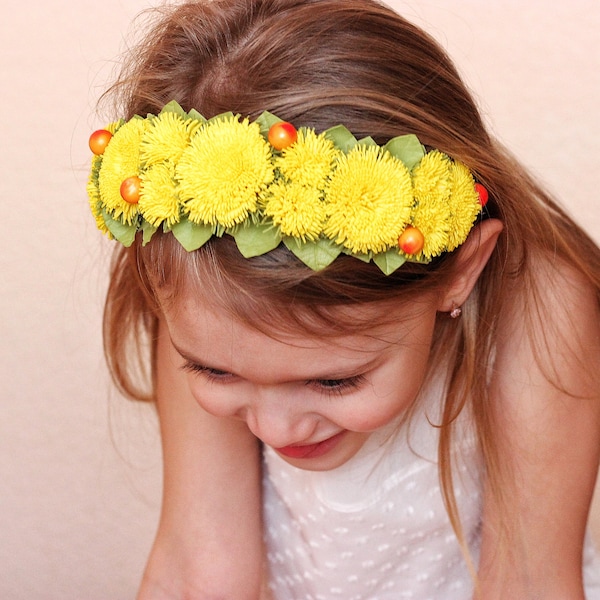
(275, 431, 347, 460)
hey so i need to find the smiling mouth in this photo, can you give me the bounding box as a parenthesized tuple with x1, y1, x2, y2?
(274, 431, 346, 459)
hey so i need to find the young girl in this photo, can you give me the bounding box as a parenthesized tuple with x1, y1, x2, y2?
(89, 0, 600, 597)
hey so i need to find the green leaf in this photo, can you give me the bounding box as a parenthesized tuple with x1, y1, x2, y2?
(170, 218, 213, 251)
(141, 221, 158, 246)
(383, 134, 425, 170)
(255, 111, 283, 138)
(357, 136, 377, 147)
(159, 100, 188, 119)
(373, 249, 408, 275)
(323, 125, 357, 152)
(283, 237, 342, 271)
(342, 248, 371, 263)
(187, 108, 207, 124)
(102, 210, 137, 247)
(233, 222, 282, 258)
(209, 111, 234, 123)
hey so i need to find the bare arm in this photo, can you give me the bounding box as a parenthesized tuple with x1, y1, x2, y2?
(137, 320, 264, 600)
(477, 264, 600, 598)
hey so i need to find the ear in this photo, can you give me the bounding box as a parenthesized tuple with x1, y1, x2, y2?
(437, 219, 503, 312)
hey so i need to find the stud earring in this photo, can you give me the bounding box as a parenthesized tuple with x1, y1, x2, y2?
(450, 306, 462, 319)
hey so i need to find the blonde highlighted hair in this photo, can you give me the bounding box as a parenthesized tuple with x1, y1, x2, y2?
(100, 0, 600, 572)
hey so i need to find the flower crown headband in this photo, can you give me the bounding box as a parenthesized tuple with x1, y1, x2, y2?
(87, 100, 488, 275)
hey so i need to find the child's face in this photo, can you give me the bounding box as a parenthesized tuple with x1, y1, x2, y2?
(162, 290, 440, 471)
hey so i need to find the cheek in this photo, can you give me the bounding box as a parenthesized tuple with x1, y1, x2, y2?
(345, 354, 431, 432)
(186, 378, 236, 419)
(344, 393, 413, 432)
(335, 383, 414, 433)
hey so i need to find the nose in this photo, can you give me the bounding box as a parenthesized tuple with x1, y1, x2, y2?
(243, 387, 317, 448)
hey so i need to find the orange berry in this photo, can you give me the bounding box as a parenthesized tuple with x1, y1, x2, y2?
(89, 129, 113, 155)
(398, 226, 424, 255)
(268, 121, 298, 150)
(120, 176, 141, 204)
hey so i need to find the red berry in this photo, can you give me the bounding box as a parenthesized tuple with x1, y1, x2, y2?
(398, 226, 424, 255)
(89, 129, 113, 155)
(268, 121, 298, 150)
(120, 176, 141, 204)
(475, 183, 489, 207)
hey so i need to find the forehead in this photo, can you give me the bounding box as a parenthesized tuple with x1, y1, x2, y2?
(161, 287, 438, 377)
(164, 280, 437, 337)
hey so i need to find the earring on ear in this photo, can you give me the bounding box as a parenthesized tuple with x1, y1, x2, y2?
(450, 306, 462, 319)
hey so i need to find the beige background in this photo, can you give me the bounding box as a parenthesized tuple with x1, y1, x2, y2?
(1, 1, 598, 598)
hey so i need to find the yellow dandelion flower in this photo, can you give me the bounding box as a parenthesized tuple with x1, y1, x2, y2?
(88, 154, 102, 196)
(263, 181, 326, 241)
(88, 122, 122, 233)
(87, 162, 109, 235)
(141, 112, 199, 166)
(177, 116, 274, 228)
(139, 162, 181, 227)
(106, 120, 124, 135)
(409, 154, 480, 259)
(412, 150, 452, 203)
(276, 129, 339, 189)
(410, 199, 450, 260)
(323, 146, 413, 254)
(410, 151, 454, 259)
(98, 117, 146, 224)
(446, 161, 480, 251)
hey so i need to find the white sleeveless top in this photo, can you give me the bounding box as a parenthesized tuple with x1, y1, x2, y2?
(262, 388, 600, 599)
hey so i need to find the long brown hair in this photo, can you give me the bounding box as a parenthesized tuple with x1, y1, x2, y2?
(100, 0, 600, 569)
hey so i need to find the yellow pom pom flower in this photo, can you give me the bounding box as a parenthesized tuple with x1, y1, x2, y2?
(324, 145, 413, 254)
(87, 155, 109, 234)
(141, 111, 200, 167)
(410, 152, 481, 259)
(276, 129, 339, 189)
(412, 150, 452, 204)
(139, 162, 181, 227)
(446, 161, 481, 251)
(410, 151, 453, 259)
(98, 117, 146, 224)
(177, 116, 274, 228)
(263, 181, 326, 241)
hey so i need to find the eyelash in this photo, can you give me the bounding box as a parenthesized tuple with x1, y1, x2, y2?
(181, 361, 233, 381)
(307, 375, 366, 396)
(181, 361, 366, 395)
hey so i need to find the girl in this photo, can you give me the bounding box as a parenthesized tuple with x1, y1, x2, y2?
(89, 0, 600, 597)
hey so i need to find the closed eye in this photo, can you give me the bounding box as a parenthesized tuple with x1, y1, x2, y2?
(181, 359, 367, 394)
(307, 374, 366, 396)
(181, 361, 234, 382)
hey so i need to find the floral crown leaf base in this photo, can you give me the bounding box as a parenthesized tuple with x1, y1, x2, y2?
(87, 100, 487, 275)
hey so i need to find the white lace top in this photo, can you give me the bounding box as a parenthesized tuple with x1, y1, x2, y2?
(262, 388, 600, 599)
